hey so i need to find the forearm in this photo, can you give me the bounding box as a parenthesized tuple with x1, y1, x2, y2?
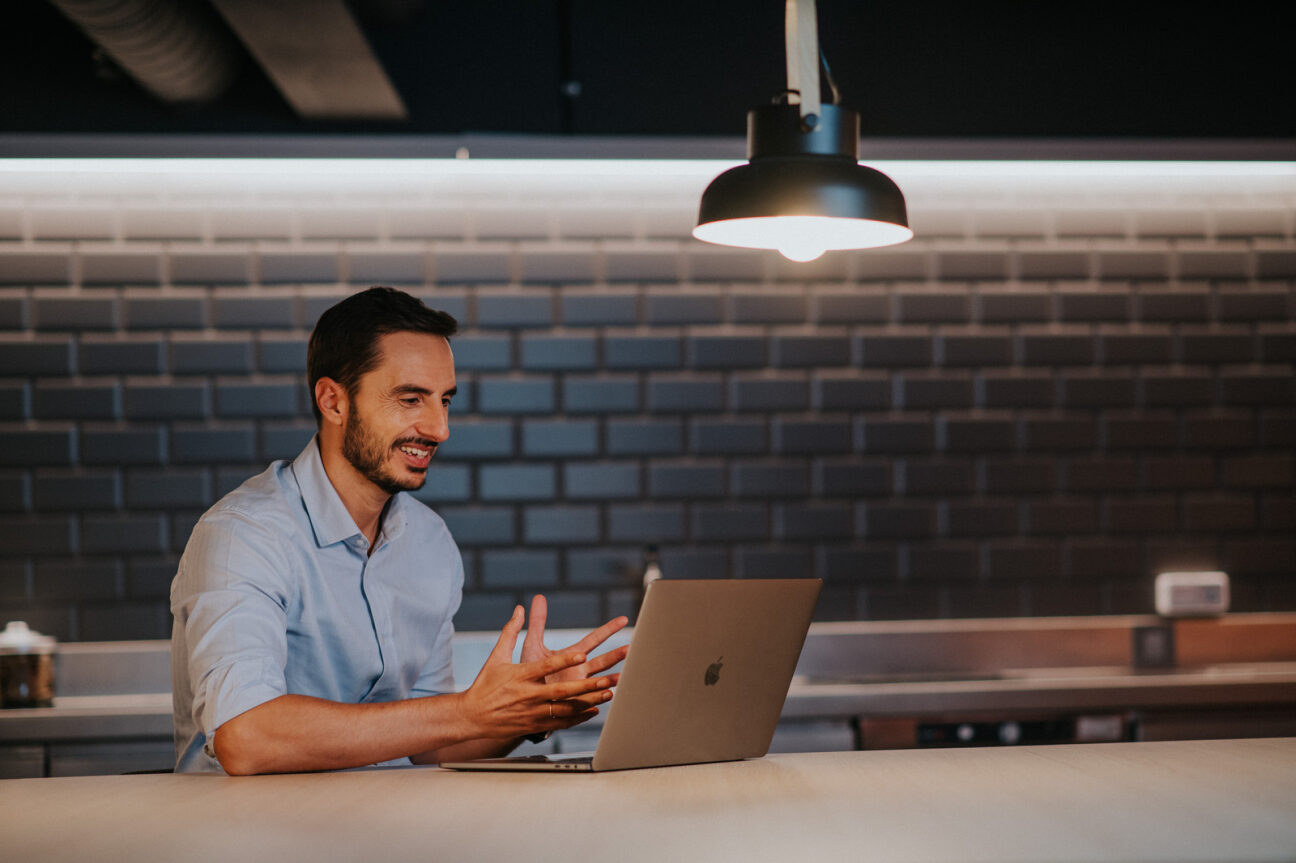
(412, 736, 520, 765)
(213, 692, 478, 775)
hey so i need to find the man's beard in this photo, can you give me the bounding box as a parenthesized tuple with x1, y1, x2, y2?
(341, 405, 433, 496)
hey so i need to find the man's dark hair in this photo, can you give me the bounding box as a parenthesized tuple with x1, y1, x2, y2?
(307, 287, 459, 424)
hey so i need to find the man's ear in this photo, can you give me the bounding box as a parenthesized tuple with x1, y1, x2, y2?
(314, 377, 348, 428)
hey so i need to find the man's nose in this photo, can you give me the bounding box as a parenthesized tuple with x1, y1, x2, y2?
(417, 402, 450, 443)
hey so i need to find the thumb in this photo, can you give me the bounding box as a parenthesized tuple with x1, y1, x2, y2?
(488, 605, 524, 663)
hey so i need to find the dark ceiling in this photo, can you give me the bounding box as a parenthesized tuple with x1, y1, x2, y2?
(3, 0, 1293, 144)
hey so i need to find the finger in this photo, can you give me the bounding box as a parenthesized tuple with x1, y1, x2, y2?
(566, 615, 628, 655)
(545, 675, 614, 701)
(521, 594, 548, 658)
(531, 648, 587, 679)
(488, 605, 524, 663)
(556, 689, 614, 712)
(582, 645, 629, 675)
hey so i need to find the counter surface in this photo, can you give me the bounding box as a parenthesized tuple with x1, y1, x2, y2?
(2, 738, 1294, 862)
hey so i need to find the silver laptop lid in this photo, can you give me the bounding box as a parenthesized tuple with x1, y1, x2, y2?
(591, 578, 821, 771)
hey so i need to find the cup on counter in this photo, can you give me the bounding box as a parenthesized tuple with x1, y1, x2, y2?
(0, 621, 57, 708)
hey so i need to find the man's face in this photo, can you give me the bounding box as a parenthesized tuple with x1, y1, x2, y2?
(340, 331, 456, 496)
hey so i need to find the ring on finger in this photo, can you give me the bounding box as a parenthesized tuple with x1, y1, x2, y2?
(548, 702, 554, 719)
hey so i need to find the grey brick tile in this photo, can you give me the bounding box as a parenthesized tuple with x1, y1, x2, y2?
(346, 251, 425, 285)
(171, 335, 256, 374)
(1069, 538, 1143, 578)
(857, 414, 935, 454)
(1184, 495, 1256, 532)
(942, 413, 1017, 451)
(438, 419, 514, 460)
(1065, 457, 1139, 492)
(1027, 499, 1099, 535)
(81, 514, 167, 554)
(451, 334, 512, 371)
(210, 210, 292, 241)
(1017, 252, 1091, 280)
(939, 330, 1014, 366)
(853, 329, 932, 367)
(453, 592, 517, 629)
(1222, 454, 1294, 489)
(168, 250, 253, 285)
(562, 375, 640, 414)
(1060, 370, 1137, 408)
(476, 377, 555, 414)
(479, 465, 555, 501)
(32, 469, 120, 510)
(258, 252, 339, 284)
(33, 293, 118, 331)
(1259, 409, 1296, 447)
(121, 209, 204, 241)
(79, 425, 165, 465)
(259, 422, 312, 461)
(688, 417, 766, 455)
(813, 371, 890, 411)
(556, 209, 637, 240)
(604, 333, 683, 369)
(1259, 325, 1296, 362)
(895, 290, 972, 324)
(817, 545, 897, 583)
(1139, 289, 1211, 322)
(730, 291, 807, 324)
(212, 292, 298, 329)
(257, 334, 308, 374)
(813, 458, 890, 497)
(1219, 368, 1293, 405)
(1019, 327, 1095, 365)
(386, 210, 467, 241)
(30, 208, 114, 240)
(652, 546, 726, 580)
(32, 559, 122, 600)
(643, 374, 722, 413)
(982, 370, 1056, 408)
(984, 457, 1056, 493)
(560, 291, 639, 327)
(0, 213, 22, 241)
(771, 332, 851, 367)
(1214, 209, 1289, 238)
(434, 250, 512, 283)
(80, 252, 161, 285)
(607, 417, 684, 455)
(298, 210, 383, 241)
(408, 463, 472, 503)
(214, 467, 263, 497)
(896, 371, 974, 409)
(480, 549, 560, 588)
(937, 252, 1008, 281)
(691, 503, 767, 541)
(0, 250, 70, 284)
(123, 293, 207, 329)
(125, 469, 212, 508)
(1104, 412, 1178, 448)
(33, 380, 121, 419)
(863, 502, 936, 539)
(0, 515, 75, 554)
(1226, 537, 1296, 577)
(171, 424, 257, 464)
(736, 546, 817, 580)
(684, 331, 767, 369)
(0, 335, 74, 375)
(1145, 362, 1213, 404)
(648, 461, 726, 498)
(438, 506, 515, 546)
(1176, 250, 1250, 280)
(851, 249, 929, 281)
(473, 209, 551, 240)
(1184, 412, 1255, 449)
(901, 458, 975, 495)
(978, 290, 1052, 323)
(1100, 328, 1175, 365)
(1022, 414, 1098, 450)
(947, 500, 1018, 536)
(475, 292, 554, 329)
(518, 250, 596, 284)
(986, 542, 1063, 580)
(908, 210, 967, 239)
(0, 292, 28, 329)
(563, 462, 640, 499)
(607, 504, 686, 543)
(686, 250, 766, 281)
(1057, 290, 1132, 322)
(1098, 252, 1169, 280)
(1106, 497, 1178, 533)
(123, 380, 210, 420)
(1146, 455, 1216, 489)
(1133, 209, 1208, 238)
(0, 382, 28, 420)
(773, 418, 853, 454)
(643, 291, 723, 325)
(1256, 251, 1296, 278)
(524, 505, 600, 544)
(0, 425, 75, 466)
(911, 544, 982, 580)
(1056, 210, 1128, 238)
(731, 462, 809, 497)
(730, 374, 811, 412)
(1145, 539, 1223, 581)
(775, 503, 854, 540)
(812, 291, 889, 324)
(215, 380, 301, 418)
(519, 334, 597, 370)
(1181, 328, 1255, 364)
(78, 335, 165, 375)
(522, 419, 598, 457)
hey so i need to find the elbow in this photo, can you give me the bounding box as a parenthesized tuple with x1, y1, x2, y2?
(212, 718, 269, 776)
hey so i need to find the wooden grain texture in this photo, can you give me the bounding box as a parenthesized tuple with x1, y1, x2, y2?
(2, 739, 1294, 863)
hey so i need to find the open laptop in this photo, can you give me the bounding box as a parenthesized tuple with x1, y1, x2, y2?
(441, 577, 822, 772)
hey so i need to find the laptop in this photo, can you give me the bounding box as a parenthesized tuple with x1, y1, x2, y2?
(441, 577, 822, 772)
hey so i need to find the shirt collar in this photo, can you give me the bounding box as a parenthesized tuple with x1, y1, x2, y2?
(291, 436, 410, 551)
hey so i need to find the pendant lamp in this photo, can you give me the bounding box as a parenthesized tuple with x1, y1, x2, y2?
(693, 0, 912, 262)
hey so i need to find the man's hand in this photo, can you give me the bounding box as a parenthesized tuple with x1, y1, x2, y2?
(521, 594, 630, 686)
(456, 604, 620, 741)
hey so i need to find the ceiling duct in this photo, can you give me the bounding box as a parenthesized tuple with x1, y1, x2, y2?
(47, 0, 240, 103)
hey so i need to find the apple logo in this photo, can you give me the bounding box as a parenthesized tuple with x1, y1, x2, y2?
(704, 656, 723, 686)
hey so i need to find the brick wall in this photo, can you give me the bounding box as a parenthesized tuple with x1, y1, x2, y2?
(1, 159, 1293, 639)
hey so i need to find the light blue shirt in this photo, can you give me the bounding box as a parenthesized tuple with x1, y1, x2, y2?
(170, 437, 463, 773)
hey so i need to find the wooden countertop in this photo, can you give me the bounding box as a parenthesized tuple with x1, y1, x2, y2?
(2, 738, 1294, 862)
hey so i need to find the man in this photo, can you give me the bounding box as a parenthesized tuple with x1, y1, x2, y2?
(171, 287, 627, 774)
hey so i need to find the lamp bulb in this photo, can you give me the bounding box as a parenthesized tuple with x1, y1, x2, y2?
(778, 240, 826, 263)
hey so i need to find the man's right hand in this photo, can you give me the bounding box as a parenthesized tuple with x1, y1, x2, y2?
(456, 605, 615, 741)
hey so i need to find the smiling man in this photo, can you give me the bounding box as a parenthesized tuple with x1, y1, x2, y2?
(170, 287, 627, 774)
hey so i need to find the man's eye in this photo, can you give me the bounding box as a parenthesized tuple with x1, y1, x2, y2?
(400, 397, 420, 406)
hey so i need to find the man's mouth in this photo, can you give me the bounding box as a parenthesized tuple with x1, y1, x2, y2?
(395, 440, 436, 469)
